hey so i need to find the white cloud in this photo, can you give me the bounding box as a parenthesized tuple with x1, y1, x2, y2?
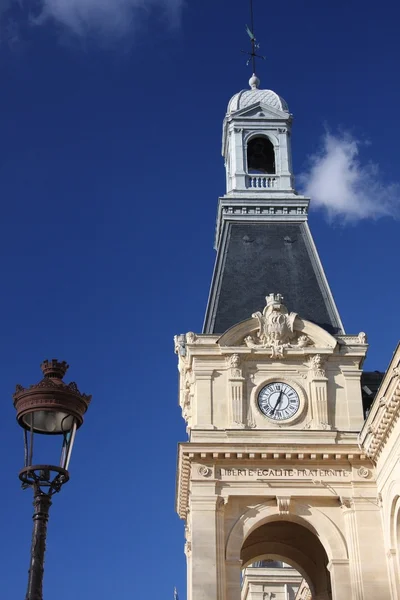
(298, 131, 400, 221)
(0, 0, 182, 39)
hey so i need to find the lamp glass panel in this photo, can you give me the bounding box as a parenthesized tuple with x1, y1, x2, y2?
(22, 410, 74, 434)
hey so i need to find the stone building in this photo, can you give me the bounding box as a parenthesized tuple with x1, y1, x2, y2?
(241, 561, 302, 600)
(174, 73, 399, 599)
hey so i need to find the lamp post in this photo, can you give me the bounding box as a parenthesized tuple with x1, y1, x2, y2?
(13, 359, 92, 600)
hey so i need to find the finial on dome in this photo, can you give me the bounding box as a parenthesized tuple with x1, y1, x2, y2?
(249, 73, 260, 90)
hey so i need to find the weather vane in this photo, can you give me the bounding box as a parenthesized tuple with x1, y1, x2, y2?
(241, 0, 266, 73)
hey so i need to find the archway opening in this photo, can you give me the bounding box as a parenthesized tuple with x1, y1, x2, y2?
(240, 520, 332, 600)
(247, 136, 275, 174)
(241, 559, 307, 600)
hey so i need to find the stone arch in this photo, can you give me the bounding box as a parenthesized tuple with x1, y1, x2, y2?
(243, 130, 279, 148)
(384, 481, 400, 550)
(226, 501, 348, 562)
(382, 483, 400, 599)
(242, 547, 317, 597)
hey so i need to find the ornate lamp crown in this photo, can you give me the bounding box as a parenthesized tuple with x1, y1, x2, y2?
(40, 359, 69, 379)
(13, 359, 92, 433)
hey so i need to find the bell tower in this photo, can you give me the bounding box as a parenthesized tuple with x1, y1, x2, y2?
(175, 70, 391, 600)
(204, 75, 343, 337)
(223, 74, 294, 196)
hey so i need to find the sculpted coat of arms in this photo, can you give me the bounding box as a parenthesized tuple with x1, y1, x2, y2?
(244, 293, 311, 358)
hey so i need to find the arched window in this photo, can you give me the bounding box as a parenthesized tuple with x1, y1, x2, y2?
(247, 136, 275, 174)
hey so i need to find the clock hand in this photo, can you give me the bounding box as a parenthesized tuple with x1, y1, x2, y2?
(272, 390, 283, 414)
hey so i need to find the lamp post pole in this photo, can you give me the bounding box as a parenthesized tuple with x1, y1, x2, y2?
(26, 485, 52, 600)
(13, 360, 92, 600)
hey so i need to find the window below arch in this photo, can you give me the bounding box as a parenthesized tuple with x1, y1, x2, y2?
(247, 136, 275, 174)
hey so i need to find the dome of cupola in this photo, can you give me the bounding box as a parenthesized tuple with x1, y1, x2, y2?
(227, 74, 289, 114)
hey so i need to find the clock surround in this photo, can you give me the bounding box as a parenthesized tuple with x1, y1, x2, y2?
(253, 377, 307, 425)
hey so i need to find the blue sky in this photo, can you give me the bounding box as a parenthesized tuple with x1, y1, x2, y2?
(0, 0, 399, 598)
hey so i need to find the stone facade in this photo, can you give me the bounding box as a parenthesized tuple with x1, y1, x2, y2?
(175, 75, 399, 600)
(359, 343, 400, 599)
(241, 564, 302, 600)
(175, 295, 392, 599)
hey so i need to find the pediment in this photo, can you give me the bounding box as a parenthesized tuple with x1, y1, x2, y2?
(218, 316, 337, 349)
(217, 294, 337, 355)
(233, 102, 289, 120)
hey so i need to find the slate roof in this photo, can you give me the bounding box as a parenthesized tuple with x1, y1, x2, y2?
(203, 222, 343, 335)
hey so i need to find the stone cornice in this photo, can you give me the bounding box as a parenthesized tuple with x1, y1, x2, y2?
(175, 441, 369, 519)
(360, 342, 400, 461)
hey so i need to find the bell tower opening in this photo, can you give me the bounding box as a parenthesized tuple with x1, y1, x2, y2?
(247, 135, 275, 174)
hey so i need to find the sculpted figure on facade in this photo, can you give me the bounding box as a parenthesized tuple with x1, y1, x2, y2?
(184, 509, 192, 557)
(180, 368, 194, 431)
(227, 353, 242, 378)
(244, 293, 312, 357)
(358, 331, 367, 344)
(306, 354, 326, 378)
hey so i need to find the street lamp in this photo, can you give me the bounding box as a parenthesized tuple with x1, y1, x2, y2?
(13, 359, 92, 600)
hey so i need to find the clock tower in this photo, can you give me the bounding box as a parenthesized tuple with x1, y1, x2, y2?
(175, 76, 391, 600)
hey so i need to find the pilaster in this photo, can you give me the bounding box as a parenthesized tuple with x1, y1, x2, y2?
(326, 559, 352, 600)
(190, 495, 225, 600)
(340, 365, 364, 429)
(193, 370, 215, 429)
(225, 558, 242, 600)
(341, 497, 392, 599)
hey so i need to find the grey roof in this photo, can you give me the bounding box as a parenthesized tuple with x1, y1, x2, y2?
(203, 222, 343, 335)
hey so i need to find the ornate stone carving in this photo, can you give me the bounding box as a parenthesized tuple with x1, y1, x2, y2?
(244, 293, 312, 358)
(364, 377, 400, 460)
(227, 353, 242, 378)
(227, 356, 246, 427)
(306, 354, 326, 378)
(180, 368, 194, 430)
(340, 496, 354, 510)
(358, 332, 367, 344)
(184, 510, 192, 557)
(198, 465, 212, 477)
(277, 496, 291, 515)
(357, 467, 370, 479)
(186, 332, 197, 344)
(174, 334, 187, 357)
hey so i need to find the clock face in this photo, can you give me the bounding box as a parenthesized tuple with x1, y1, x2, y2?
(257, 382, 300, 421)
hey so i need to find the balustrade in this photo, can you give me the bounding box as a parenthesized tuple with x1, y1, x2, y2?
(246, 175, 278, 189)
